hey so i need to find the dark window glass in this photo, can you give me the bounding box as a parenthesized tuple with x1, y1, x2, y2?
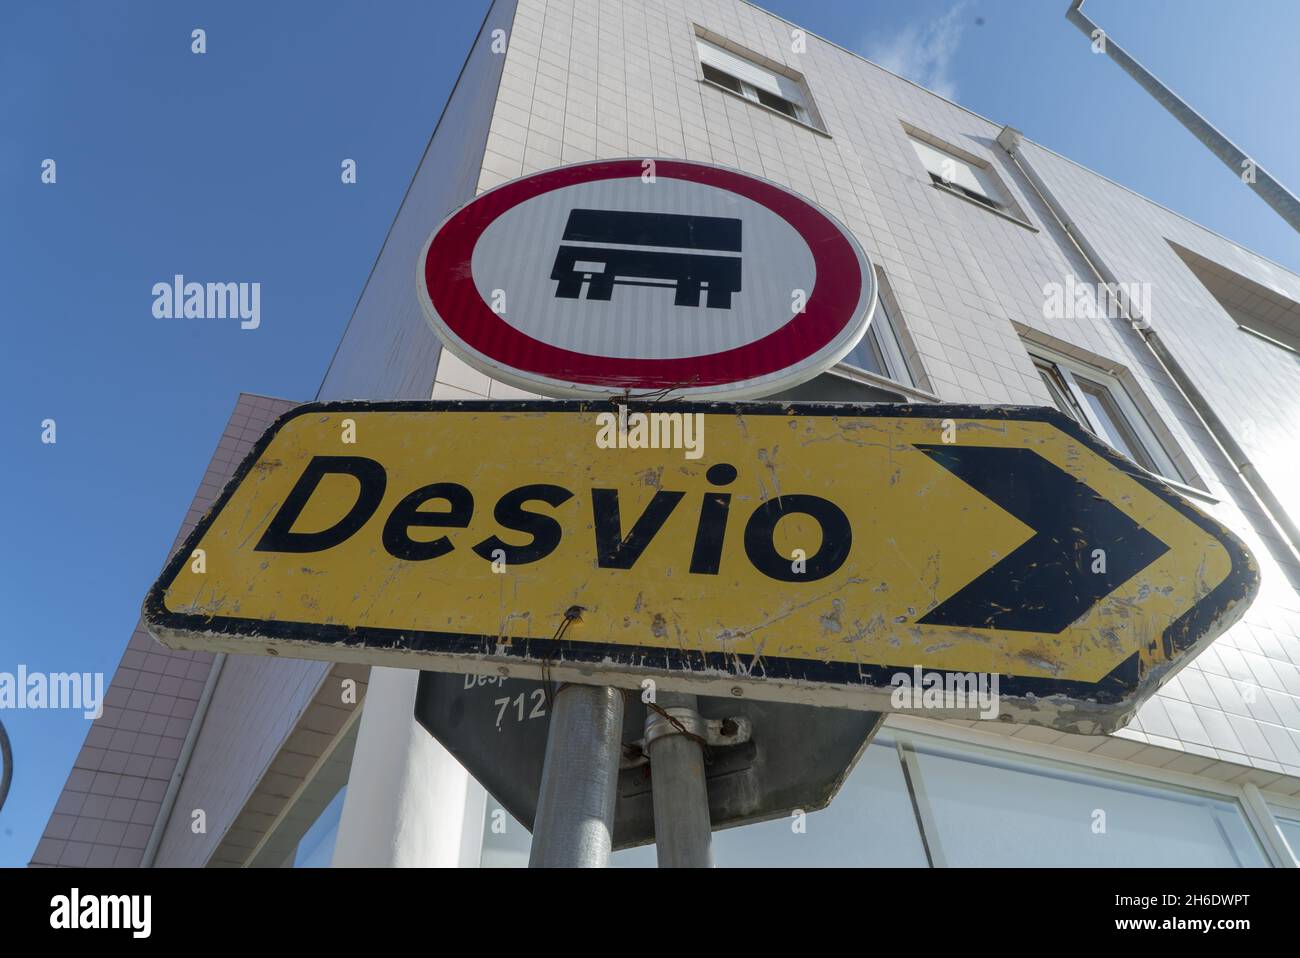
(1075, 375, 1159, 473)
(842, 297, 915, 387)
(1032, 356, 1168, 476)
(701, 63, 744, 95)
(755, 88, 799, 119)
(1033, 358, 1086, 422)
(844, 327, 889, 378)
(929, 173, 1001, 211)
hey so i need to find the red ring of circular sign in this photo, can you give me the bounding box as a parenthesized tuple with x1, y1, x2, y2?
(422, 159, 863, 389)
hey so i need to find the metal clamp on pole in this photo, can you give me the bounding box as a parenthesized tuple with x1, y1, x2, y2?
(644, 692, 715, 868)
(529, 683, 625, 868)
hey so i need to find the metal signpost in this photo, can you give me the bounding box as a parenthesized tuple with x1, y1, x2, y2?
(643, 692, 714, 867)
(526, 683, 624, 868)
(143, 160, 1260, 867)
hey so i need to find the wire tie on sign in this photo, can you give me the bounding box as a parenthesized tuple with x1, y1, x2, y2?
(609, 376, 702, 408)
(645, 700, 713, 763)
(541, 605, 586, 712)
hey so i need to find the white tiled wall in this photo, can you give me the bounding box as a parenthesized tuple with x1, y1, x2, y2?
(465, 0, 1300, 784)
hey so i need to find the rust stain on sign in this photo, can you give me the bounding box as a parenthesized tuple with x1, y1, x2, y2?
(143, 400, 1259, 733)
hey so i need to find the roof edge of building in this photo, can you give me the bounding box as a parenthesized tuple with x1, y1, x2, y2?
(740, 1, 1299, 284)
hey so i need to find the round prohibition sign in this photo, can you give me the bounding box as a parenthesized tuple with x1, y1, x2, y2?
(418, 158, 876, 399)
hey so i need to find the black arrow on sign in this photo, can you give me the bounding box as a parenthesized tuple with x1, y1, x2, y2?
(913, 444, 1170, 634)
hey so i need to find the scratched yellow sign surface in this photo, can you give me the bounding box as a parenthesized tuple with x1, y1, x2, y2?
(144, 400, 1258, 732)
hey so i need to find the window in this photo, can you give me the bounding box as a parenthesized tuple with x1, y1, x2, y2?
(1030, 352, 1183, 480)
(908, 135, 1006, 212)
(696, 36, 816, 128)
(770, 370, 909, 403)
(1272, 809, 1300, 864)
(902, 735, 1269, 867)
(478, 729, 1273, 867)
(481, 739, 930, 867)
(700, 62, 744, 96)
(842, 294, 916, 388)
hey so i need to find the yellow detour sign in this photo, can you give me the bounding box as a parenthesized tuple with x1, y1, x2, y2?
(144, 401, 1259, 733)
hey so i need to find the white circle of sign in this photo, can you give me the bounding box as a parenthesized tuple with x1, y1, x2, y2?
(417, 158, 876, 399)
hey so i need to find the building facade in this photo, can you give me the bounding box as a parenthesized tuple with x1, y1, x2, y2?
(32, 0, 1300, 867)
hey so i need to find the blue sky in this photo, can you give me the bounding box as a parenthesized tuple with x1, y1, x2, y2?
(1, 0, 1296, 867)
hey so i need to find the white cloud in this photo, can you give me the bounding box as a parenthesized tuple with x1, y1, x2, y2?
(862, 2, 970, 101)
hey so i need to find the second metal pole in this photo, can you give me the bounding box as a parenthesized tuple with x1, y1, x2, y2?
(529, 683, 624, 867)
(646, 692, 714, 867)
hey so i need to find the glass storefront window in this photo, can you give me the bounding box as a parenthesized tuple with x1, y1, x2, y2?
(481, 740, 927, 867)
(1272, 810, 1300, 865)
(614, 739, 929, 867)
(477, 729, 1272, 868)
(905, 738, 1269, 867)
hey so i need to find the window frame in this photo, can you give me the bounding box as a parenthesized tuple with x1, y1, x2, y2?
(1029, 348, 1185, 482)
(479, 715, 1300, 867)
(1266, 804, 1300, 865)
(886, 724, 1275, 868)
(840, 294, 916, 389)
(908, 136, 1005, 212)
(694, 32, 824, 132)
(699, 61, 807, 123)
(902, 124, 1036, 229)
(889, 714, 1300, 868)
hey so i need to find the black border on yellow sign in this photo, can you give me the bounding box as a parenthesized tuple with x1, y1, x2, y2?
(142, 400, 1259, 706)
